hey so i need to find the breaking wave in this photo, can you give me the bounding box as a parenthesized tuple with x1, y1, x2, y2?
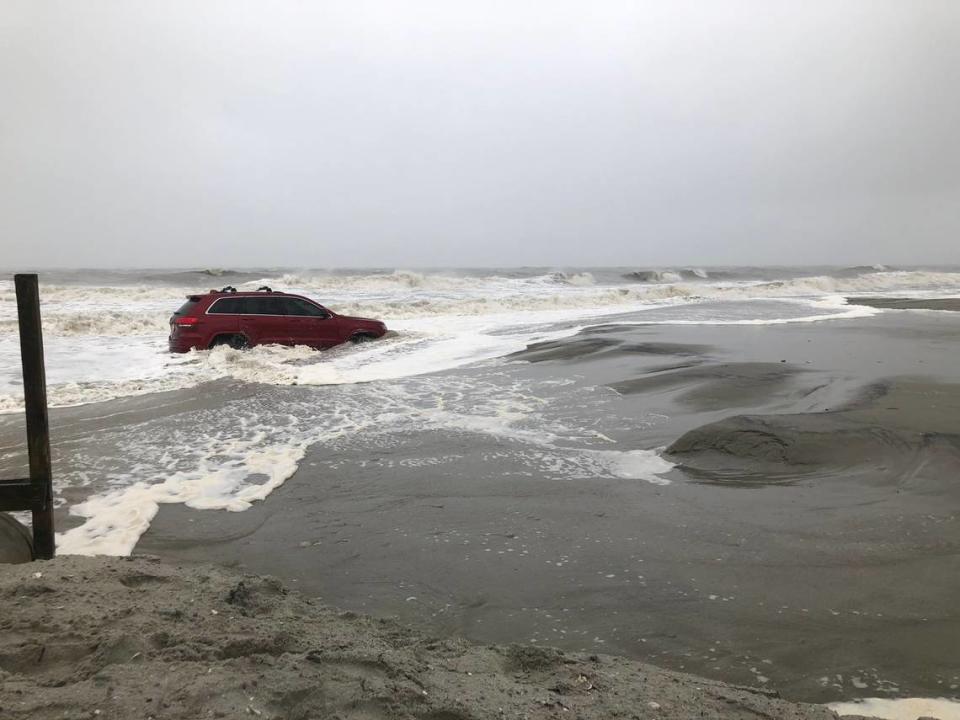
(0, 310, 170, 337)
(549, 271, 596, 286)
(748, 270, 960, 295)
(837, 264, 893, 276)
(623, 269, 711, 283)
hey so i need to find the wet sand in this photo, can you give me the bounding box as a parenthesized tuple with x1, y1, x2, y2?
(129, 311, 960, 705)
(847, 297, 960, 312)
(608, 362, 802, 410)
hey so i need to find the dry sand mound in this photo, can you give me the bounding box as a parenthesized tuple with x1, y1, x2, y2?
(666, 413, 927, 482)
(0, 556, 844, 720)
(0, 514, 32, 564)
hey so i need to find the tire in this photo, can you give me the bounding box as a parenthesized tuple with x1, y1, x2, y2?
(350, 333, 376, 344)
(211, 334, 249, 350)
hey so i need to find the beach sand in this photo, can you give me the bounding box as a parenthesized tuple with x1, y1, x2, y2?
(0, 555, 842, 720)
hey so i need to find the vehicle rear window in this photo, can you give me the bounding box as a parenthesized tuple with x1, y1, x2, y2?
(174, 298, 201, 316)
(208, 297, 243, 314)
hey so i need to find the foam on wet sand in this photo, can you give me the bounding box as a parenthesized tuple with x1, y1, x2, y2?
(829, 697, 960, 719)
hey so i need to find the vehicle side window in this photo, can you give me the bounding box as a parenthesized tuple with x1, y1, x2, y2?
(208, 297, 242, 314)
(239, 297, 288, 315)
(234, 298, 257, 314)
(264, 298, 288, 315)
(283, 298, 328, 317)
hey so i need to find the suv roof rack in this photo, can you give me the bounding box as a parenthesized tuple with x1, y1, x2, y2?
(206, 286, 282, 295)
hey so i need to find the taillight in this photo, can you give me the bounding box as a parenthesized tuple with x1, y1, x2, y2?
(175, 316, 199, 328)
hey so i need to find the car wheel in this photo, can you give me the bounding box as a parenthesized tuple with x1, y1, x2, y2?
(350, 333, 376, 344)
(211, 334, 249, 350)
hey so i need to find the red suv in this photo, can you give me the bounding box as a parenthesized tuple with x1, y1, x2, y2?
(168, 287, 388, 353)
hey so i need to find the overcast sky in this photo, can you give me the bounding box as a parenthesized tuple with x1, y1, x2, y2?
(2, 1, 958, 268)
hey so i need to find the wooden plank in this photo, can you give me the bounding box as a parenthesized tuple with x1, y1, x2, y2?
(0, 480, 35, 511)
(15, 274, 55, 559)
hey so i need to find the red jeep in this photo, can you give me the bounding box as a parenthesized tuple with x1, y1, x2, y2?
(168, 286, 387, 352)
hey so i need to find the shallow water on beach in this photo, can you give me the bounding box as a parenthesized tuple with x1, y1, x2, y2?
(38, 367, 675, 556)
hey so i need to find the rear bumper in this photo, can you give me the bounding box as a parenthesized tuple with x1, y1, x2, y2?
(168, 335, 203, 353)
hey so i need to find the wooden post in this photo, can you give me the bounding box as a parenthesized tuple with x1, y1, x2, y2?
(15, 274, 55, 559)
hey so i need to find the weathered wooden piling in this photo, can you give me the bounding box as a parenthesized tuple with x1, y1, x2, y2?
(0, 274, 55, 559)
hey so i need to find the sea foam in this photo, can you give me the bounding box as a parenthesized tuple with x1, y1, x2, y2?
(829, 697, 960, 719)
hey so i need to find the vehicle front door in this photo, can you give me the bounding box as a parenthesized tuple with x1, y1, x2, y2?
(281, 297, 341, 348)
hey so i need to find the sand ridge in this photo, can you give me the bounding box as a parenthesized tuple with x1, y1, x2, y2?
(666, 379, 960, 486)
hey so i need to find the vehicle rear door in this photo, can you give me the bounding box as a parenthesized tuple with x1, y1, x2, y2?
(238, 296, 292, 345)
(281, 297, 341, 348)
(205, 297, 242, 337)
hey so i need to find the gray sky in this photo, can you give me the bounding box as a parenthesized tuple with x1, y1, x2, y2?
(2, 1, 958, 268)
